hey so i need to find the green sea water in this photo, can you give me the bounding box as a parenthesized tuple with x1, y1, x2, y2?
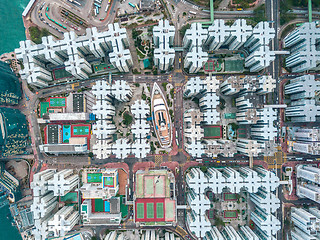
(0, 0, 30, 54)
(0, 206, 22, 240)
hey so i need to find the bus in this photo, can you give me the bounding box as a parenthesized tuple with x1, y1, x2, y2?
(105, 4, 109, 12)
(94, 3, 101, 8)
(128, 2, 135, 8)
(108, 0, 111, 3)
(135, 4, 140, 11)
(176, 139, 179, 147)
(189, 11, 196, 15)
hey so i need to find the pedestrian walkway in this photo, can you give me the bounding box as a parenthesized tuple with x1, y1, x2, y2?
(155, 155, 163, 166)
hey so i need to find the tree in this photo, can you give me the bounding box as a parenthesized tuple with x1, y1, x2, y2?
(123, 112, 133, 126)
(88, 152, 94, 158)
(162, 82, 168, 89)
(180, 23, 191, 36)
(200, 166, 208, 173)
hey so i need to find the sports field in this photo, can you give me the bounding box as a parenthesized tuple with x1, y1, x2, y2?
(147, 203, 154, 218)
(135, 198, 167, 222)
(224, 59, 244, 72)
(87, 173, 102, 183)
(137, 203, 144, 219)
(208, 209, 215, 219)
(93, 63, 113, 73)
(94, 199, 104, 212)
(204, 126, 222, 139)
(52, 68, 73, 80)
(63, 125, 71, 143)
(204, 60, 222, 72)
(103, 176, 114, 187)
(224, 193, 237, 201)
(224, 210, 238, 218)
(156, 203, 164, 218)
(49, 97, 66, 107)
(40, 102, 50, 117)
(72, 125, 90, 136)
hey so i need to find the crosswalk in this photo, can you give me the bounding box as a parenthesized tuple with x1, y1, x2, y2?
(264, 150, 287, 169)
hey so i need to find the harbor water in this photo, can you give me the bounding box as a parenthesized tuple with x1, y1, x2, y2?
(0, 206, 22, 240)
(0, 0, 30, 54)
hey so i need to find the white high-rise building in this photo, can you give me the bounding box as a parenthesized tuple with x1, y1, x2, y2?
(47, 206, 79, 237)
(294, 128, 320, 142)
(15, 24, 132, 87)
(31, 192, 57, 220)
(153, 20, 175, 71)
(284, 22, 320, 72)
(285, 99, 320, 122)
(250, 207, 281, 237)
(30, 169, 80, 240)
(183, 23, 208, 73)
(291, 207, 320, 236)
(293, 142, 320, 155)
(47, 169, 78, 196)
(186, 167, 280, 239)
(250, 188, 280, 214)
(285, 75, 320, 100)
(236, 139, 263, 157)
(31, 169, 55, 197)
(204, 20, 276, 72)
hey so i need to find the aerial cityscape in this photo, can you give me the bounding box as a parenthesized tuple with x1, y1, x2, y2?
(1, 0, 320, 239)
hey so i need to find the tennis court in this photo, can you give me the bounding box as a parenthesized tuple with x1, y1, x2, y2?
(135, 199, 167, 222)
(156, 203, 164, 218)
(40, 102, 50, 117)
(145, 176, 154, 196)
(87, 173, 102, 183)
(204, 126, 222, 139)
(63, 125, 71, 143)
(224, 210, 238, 219)
(72, 125, 90, 136)
(224, 193, 237, 201)
(147, 203, 154, 218)
(208, 209, 215, 219)
(137, 203, 144, 219)
(49, 97, 66, 107)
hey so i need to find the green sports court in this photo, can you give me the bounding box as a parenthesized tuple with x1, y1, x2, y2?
(147, 203, 154, 218)
(204, 126, 222, 139)
(49, 97, 66, 107)
(87, 173, 102, 183)
(223, 193, 237, 201)
(136, 203, 144, 219)
(93, 63, 114, 73)
(156, 203, 164, 218)
(224, 59, 244, 72)
(224, 210, 238, 218)
(52, 68, 73, 80)
(40, 102, 50, 117)
(72, 125, 90, 136)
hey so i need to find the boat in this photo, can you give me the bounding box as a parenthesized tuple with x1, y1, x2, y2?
(151, 83, 172, 148)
